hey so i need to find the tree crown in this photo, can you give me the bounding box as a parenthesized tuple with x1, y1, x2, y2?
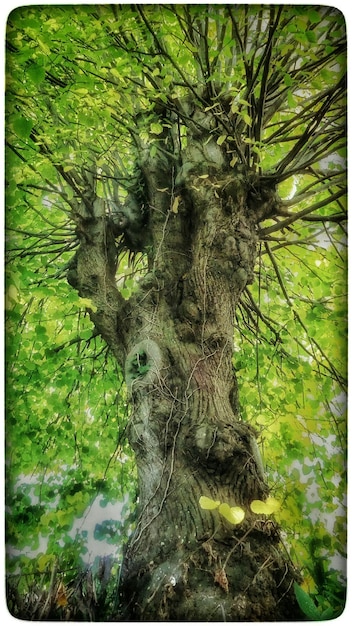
(5, 4, 346, 618)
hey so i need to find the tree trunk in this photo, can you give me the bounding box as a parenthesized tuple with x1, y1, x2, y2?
(69, 108, 303, 621)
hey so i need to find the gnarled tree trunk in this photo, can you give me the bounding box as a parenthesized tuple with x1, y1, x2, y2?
(68, 105, 302, 621)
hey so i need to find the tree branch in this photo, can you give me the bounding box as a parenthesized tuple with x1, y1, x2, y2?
(259, 188, 346, 236)
(136, 5, 204, 105)
(275, 77, 346, 176)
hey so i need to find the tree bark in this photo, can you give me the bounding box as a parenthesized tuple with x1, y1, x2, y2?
(70, 107, 303, 621)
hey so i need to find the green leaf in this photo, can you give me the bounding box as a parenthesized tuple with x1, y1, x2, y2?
(287, 90, 296, 108)
(27, 63, 45, 85)
(150, 122, 163, 135)
(284, 74, 293, 87)
(308, 9, 322, 24)
(294, 583, 322, 620)
(320, 607, 337, 620)
(12, 116, 34, 139)
(240, 112, 252, 126)
(306, 31, 317, 44)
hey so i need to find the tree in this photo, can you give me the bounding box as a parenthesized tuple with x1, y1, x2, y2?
(5, 4, 347, 621)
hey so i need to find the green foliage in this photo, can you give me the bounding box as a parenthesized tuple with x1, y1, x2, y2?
(5, 269, 138, 588)
(233, 223, 347, 581)
(294, 583, 324, 621)
(294, 579, 345, 621)
(232, 238, 347, 606)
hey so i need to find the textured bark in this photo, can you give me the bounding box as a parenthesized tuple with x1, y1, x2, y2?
(70, 106, 303, 621)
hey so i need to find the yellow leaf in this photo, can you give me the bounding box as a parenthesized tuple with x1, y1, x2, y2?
(219, 503, 245, 525)
(302, 573, 317, 594)
(242, 112, 252, 126)
(78, 297, 97, 313)
(204, 103, 220, 111)
(171, 195, 180, 214)
(230, 506, 245, 524)
(199, 496, 220, 510)
(37, 39, 51, 55)
(217, 134, 227, 146)
(37, 553, 55, 572)
(5, 284, 19, 308)
(265, 496, 281, 513)
(56, 582, 68, 607)
(250, 500, 268, 514)
(250, 497, 281, 515)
